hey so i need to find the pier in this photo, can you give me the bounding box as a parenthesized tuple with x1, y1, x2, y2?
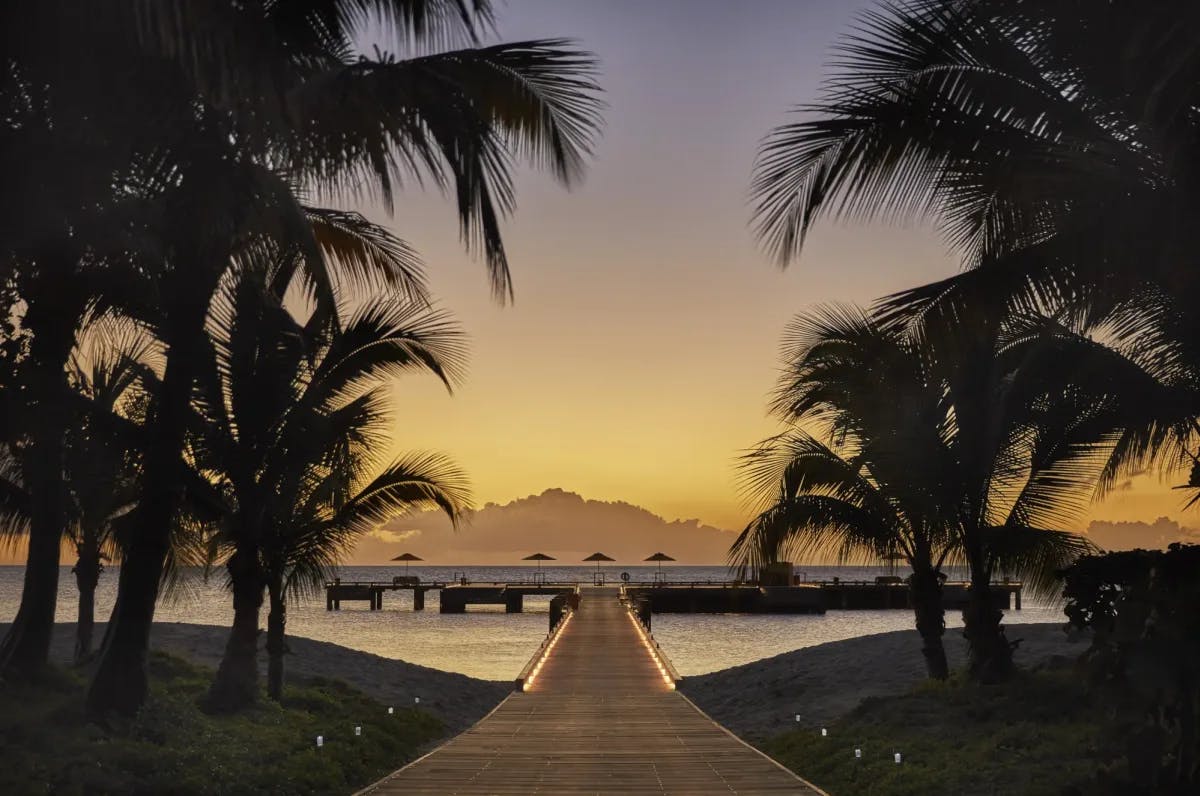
(326, 577, 1022, 615)
(361, 587, 822, 795)
(323, 578, 576, 612)
(626, 579, 1022, 614)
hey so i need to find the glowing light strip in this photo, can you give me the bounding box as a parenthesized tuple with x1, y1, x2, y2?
(625, 607, 677, 690)
(520, 608, 574, 692)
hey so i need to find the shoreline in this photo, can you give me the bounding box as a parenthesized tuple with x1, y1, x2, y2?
(681, 621, 1089, 740)
(0, 621, 511, 735)
(8, 619, 1088, 742)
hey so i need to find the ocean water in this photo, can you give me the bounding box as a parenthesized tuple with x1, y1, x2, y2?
(0, 565, 1065, 679)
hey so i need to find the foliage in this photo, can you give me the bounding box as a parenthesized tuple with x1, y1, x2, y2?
(762, 670, 1111, 796)
(733, 303, 1103, 680)
(749, 0, 1200, 499)
(0, 652, 441, 795)
(196, 266, 472, 706)
(1060, 544, 1200, 792)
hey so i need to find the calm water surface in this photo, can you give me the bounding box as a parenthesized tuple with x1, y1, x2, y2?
(0, 565, 1064, 679)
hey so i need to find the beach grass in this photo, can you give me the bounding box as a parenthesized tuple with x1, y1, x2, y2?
(0, 651, 442, 795)
(762, 669, 1109, 796)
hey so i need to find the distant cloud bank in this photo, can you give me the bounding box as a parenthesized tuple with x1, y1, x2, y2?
(352, 487, 738, 565)
(1085, 517, 1200, 551)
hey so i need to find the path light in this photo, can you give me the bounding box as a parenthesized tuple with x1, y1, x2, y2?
(414, 697, 420, 705)
(355, 726, 362, 737)
(895, 752, 902, 764)
(624, 608, 675, 689)
(854, 748, 862, 759)
(388, 707, 394, 715)
(794, 714, 801, 723)
(821, 728, 827, 737)
(523, 609, 574, 691)
(316, 735, 323, 748)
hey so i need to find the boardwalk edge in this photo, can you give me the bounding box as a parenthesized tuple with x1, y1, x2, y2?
(352, 692, 516, 796)
(676, 690, 833, 796)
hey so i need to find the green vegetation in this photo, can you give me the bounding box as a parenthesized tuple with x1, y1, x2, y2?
(763, 671, 1110, 796)
(1061, 544, 1200, 789)
(0, 653, 442, 796)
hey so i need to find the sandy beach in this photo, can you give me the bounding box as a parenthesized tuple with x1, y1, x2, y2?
(681, 621, 1090, 740)
(3, 622, 511, 734)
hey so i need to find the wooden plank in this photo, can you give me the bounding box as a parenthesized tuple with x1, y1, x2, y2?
(363, 587, 823, 795)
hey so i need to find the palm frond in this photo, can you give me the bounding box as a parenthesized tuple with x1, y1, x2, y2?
(289, 40, 602, 300)
(985, 524, 1099, 598)
(302, 207, 429, 305)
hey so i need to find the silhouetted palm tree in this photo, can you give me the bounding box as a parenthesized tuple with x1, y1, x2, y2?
(739, 305, 1103, 680)
(734, 307, 962, 679)
(68, 0, 601, 718)
(749, 0, 1200, 497)
(196, 263, 470, 710)
(61, 329, 157, 663)
(0, 0, 181, 680)
(262, 447, 470, 700)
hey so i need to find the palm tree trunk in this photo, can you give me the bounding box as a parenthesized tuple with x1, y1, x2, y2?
(0, 311, 72, 681)
(266, 581, 286, 702)
(0, 448, 64, 678)
(73, 543, 103, 664)
(962, 566, 1013, 683)
(206, 549, 264, 712)
(86, 287, 210, 719)
(909, 568, 949, 680)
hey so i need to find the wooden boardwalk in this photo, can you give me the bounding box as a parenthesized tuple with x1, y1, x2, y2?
(363, 587, 821, 795)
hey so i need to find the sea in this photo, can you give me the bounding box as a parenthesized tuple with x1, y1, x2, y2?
(0, 565, 1066, 680)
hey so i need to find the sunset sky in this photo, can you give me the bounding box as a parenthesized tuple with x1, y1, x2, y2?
(1, 1, 1184, 568)
(356, 0, 1192, 538)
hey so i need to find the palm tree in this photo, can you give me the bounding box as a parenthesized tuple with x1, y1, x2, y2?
(61, 330, 157, 663)
(196, 261, 470, 710)
(0, 325, 166, 665)
(735, 430, 958, 680)
(749, 0, 1200, 500)
(735, 306, 963, 679)
(740, 305, 1102, 680)
(74, 0, 601, 718)
(261, 449, 470, 700)
(0, 0, 179, 680)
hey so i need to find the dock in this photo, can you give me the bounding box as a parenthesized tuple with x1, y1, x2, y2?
(326, 577, 1022, 615)
(323, 579, 577, 612)
(361, 587, 823, 795)
(625, 580, 1022, 614)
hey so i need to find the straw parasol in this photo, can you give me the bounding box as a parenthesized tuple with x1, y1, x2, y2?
(583, 552, 615, 578)
(390, 552, 423, 573)
(523, 552, 556, 574)
(644, 552, 675, 573)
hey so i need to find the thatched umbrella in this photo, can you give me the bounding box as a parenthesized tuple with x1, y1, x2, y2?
(644, 552, 675, 574)
(583, 552, 615, 579)
(523, 552, 555, 575)
(391, 552, 423, 573)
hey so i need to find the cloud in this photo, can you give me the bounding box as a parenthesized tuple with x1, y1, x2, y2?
(368, 528, 423, 544)
(1085, 517, 1200, 551)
